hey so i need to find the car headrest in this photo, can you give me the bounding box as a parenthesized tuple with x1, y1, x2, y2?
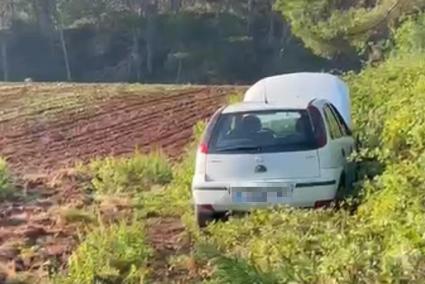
(296, 115, 310, 132)
(242, 115, 262, 132)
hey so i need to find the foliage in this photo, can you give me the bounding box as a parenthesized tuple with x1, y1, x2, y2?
(393, 13, 425, 54)
(87, 151, 172, 194)
(56, 221, 152, 284)
(275, 0, 425, 58)
(1, 1, 352, 83)
(0, 158, 12, 201)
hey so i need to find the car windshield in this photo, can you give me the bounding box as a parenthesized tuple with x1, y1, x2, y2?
(209, 110, 317, 154)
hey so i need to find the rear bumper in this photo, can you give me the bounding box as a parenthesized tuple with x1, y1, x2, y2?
(192, 178, 338, 211)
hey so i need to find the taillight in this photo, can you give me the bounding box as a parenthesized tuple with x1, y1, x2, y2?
(199, 142, 209, 154)
(308, 105, 327, 148)
(198, 106, 224, 154)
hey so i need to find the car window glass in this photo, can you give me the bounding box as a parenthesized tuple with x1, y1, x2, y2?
(329, 104, 351, 136)
(209, 110, 317, 153)
(323, 105, 342, 139)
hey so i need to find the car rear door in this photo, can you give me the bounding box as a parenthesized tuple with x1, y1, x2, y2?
(328, 104, 356, 188)
(321, 103, 355, 188)
(319, 103, 347, 169)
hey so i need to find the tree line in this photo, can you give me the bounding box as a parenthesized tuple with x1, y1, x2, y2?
(1, 0, 422, 83)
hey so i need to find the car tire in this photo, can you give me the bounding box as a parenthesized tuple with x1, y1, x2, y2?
(195, 207, 214, 228)
(335, 176, 346, 203)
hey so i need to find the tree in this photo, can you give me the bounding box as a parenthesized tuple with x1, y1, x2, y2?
(32, 0, 55, 37)
(275, 0, 425, 59)
(52, 0, 72, 81)
(145, 0, 158, 76)
(0, 0, 13, 81)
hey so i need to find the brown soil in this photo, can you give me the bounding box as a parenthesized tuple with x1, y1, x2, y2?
(0, 84, 236, 175)
(0, 170, 90, 282)
(0, 84, 242, 282)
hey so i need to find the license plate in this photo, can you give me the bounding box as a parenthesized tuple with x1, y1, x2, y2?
(231, 186, 292, 203)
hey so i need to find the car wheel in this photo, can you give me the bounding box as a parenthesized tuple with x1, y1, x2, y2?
(195, 206, 214, 228)
(335, 176, 346, 203)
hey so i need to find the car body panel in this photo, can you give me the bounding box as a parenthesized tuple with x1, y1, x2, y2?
(205, 151, 320, 181)
(193, 168, 342, 211)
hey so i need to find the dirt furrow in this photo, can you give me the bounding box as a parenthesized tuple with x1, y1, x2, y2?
(0, 86, 231, 174)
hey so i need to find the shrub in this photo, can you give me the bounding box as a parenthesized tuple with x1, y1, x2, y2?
(393, 14, 425, 55)
(87, 151, 173, 194)
(57, 221, 152, 284)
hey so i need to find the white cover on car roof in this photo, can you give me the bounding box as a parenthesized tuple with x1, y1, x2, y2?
(244, 72, 352, 129)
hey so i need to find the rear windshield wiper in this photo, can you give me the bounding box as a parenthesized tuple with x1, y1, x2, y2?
(215, 145, 262, 152)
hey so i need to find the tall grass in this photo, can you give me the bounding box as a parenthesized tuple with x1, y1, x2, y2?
(56, 221, 152, 284)
(87, 151, 173, 194)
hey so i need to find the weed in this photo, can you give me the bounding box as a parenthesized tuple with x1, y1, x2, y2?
(87, 151, 173, 195)
(58, 207, 95, 224)
(0, 158, 13, 201)
(56, 221, 152, 284)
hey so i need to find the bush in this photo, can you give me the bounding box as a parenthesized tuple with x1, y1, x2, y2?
(57, 222, 152, 284)
(393, 14, 425, 55)
(87, 151, 173, 194)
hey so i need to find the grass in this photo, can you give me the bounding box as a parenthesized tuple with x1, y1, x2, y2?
(55, 221, 152, 284)
(57, 207, 95, 224)
(50, 150, 176, 283)
(86, 151, 173, 195)
(0, 158, 13, 201)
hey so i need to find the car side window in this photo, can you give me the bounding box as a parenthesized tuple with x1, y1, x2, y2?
(323, 105, 343, 139)
(329, 104, 351, 136)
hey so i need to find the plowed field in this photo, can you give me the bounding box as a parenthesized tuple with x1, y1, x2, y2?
(0, 84, 240, 175)
(0, 83, 243, 282)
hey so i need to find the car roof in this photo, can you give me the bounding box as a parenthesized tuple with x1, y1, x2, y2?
(222, 101, 307, 114)
(243, 72, 352, 128)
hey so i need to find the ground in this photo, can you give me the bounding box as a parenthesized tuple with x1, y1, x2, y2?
(0, 83, 243, 282)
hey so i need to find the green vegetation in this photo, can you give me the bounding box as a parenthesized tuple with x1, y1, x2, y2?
(276, 0, 425, 59)
(58, 207, 95, 224)
(51, 147, 180, 283)
(393, 13, 425, 54)
(0, 158, 12, 201)
(57, 222, 152, 284)
(87, 151, 173, 194)
(0, 0, 349, 83)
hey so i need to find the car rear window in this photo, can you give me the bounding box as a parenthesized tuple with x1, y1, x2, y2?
(208, 110, 318, 154)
